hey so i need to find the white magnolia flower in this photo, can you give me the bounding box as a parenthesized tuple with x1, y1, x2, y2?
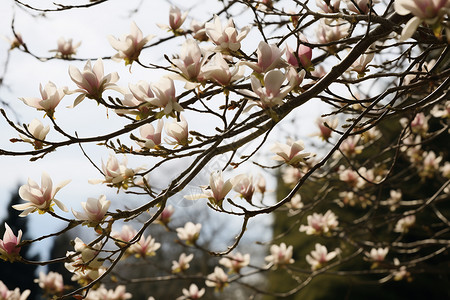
(72, 195, 111, 224)
(205, 15, 251, 52)
(50, 37, 81, 58)
(13, 172, 70, 217)
(20, 81, 67, 117)
(306, 243, 339, 270)
(19, 119, 50, 149)
(219, 252, 251, 273)
(176, 222, 202, 245)
(394, 215, 416, 233)
(172, 253, 194, 273)
(365, 247, 388, 262)
(265, 243, 295, 267)
(205, 267, 228, 291)
(271, 139, 312, 166)
(299, 210, 339, 235)
(177, 284, 205, 300)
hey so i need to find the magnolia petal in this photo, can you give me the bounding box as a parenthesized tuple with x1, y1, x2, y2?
(400, 17, 422, 41)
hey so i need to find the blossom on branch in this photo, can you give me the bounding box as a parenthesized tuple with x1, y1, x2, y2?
(231, 174, 255, 203)
(129, 234, 161, 258)
(176, 222, 201, 245)
(13, 172, 70, 217)
(50, 37, 81, 58)
(177, 284, 205, 300)
(158, 6, 188, 33)
(205, 267, 228, 291)
(205, 15, 251, 52)
(0, 280, 30, 300)
(172, 253, 194, 273)
(270, 139, 312, 166)
(85, 284, 132, 300)
(68, 58, 122, 107)
(108, 21, 153, 65)
(219, 252, 250, 274)
(89, 154, 138, 189)
(285, 39, 313, 70)
(18, 119, 50, 149)
(165, 116, 191, 147)
(71, 195, 111, 226)
(185, 170, 233, 207)
(20, 81, 67, 117)
(306, 243, 339, 270)
(172, 39, 205, 83)
(344, 0, 379, 14)
(0, 223, 22, 262)
(137, 119, 164, 150)
(148, 77, 183, 115)
(202, 53, 244, 86)
(240, 41, 286, 74)
(265, 243, 295, 268)
(34, 271, 64, 296)
(299, 210, 339, 235)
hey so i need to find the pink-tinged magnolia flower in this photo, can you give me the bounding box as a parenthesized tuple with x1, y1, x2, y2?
(299, 210, 339, 235)
(394, 215, 416, 233)
(129, 234, 161, 258)
(286, 67, 306, 90)
(177, 284, 205, 300)
(89, 154, 137, 189)
(316, 0, 341, 13)
(339, 135, 364, 156)
(282, 166, 303, 186)
(365, 247, 388, 262)
(65, 238, 104, 284)
(190, 20, 208, 41)
(112, 225, 137, 248)
(205, 267, 229, 291)
(306, 243, 339, 270)
(172, 253, 194, 273)
(393, 258, 412, 281)
(13, 172, 70, 217)
(0, 280, 30, 300)
(241, 41, 286, 73)
(137, 120, 164, 150)
(172, 39, 205, 82)
(344, 0, 379, 14)
(156, 205, 175, 226)
(350, 51, 374, 77)
(219, 252, 250, 274)
(286, 194, 304, 212)
(394, 0, 450, 41)
(285, 40, 312, 70)
(115, 81, 154, 119)
(231, 174, 255, 203)
(0, 223, 22, 262)
(34, 271, 64, 295)
(72, 195, 111, 225)
(314, 117, 338, 141)
(386, 189, 402, 211)
(68, 58, 122, 106)
(265, 243, 295, 268)
(108, 21, 153, 65)
(202, 53, 244, 86)
(255, 173, 267, 194)
(316, 19, 350, 51)
(19, 119, 50, 150)
(85, 284, 132, 300)
(19, 81, 67, 117)
(270, 139, 312, 166)
(244, 69, 294, 109)
(3, 32, 23, 49)
(185, 170, 233, 207)
(176, 222, 201, 245)
(205, 15, 251, 52)
(165, 116, 191, 147)
(408, 112, 429, 136)
(421, 150, 443, 178)
(50, 37, 81, 58)
(148, 77, 183, 115)
(169, 6, 188, 31)
(431, 100, 450, 118)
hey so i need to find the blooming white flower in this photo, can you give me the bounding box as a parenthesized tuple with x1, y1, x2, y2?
(394, 0, 450, 41)
(137, 120, 164, 150)
(108, 21, 153, 65)
(285, 40, 312, 69)
(158, 6, 188, 32)
(129, 234, 161, 258)
(177, 284, 205, 300)
(156, 205, 175, 226)
(240, 41, 286, 73)
(344, 0, 379, 14)
(19, 119, 50, 150)
(286, 194, 304, 212)
(148, 77, 183, 115)
(72, 195, 111, 225)
(365, 247, 388, 262)
(316, 0, 341, 13)
(420, 150, 443, 178)
(219, 252, 250, 274)
(19, 81, 67, 117)
(394, 215, 416, 233)
(244, 69, 294, 109)
(271, 139, 312, 166)
(205, 267, 228, 291)
(185, 170, 233, 207)
(34, 271, 64, 295)
(205, 15, 251, 52)
(3, 32, 23, 49)
(85, 284, 132, 300)
(176, 222, 202, 245)
(68, 58, 122, 106)
(339, 135, 364, 156)
(13, 172, 70, 217)
(165, 116, 190, 147)
(306, 243, 339, 270)
(172, 39, 205, 82)
(314, 117, 338, 141)
(65, 238, 104, 284)
(89, 154, 137, 189)
(265, 243, 295, 267)
(50, 37, 81, 58)
(231, 174, 255, 203)
(299, 210, 339, 235)
(350, 51, 374, 77)
(172, 253, 194, 273)
(0, 280, 30, 300)
(202, 53, 244, 86)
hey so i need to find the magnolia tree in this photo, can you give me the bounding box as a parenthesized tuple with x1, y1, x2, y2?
(0, 0, 449, 299)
